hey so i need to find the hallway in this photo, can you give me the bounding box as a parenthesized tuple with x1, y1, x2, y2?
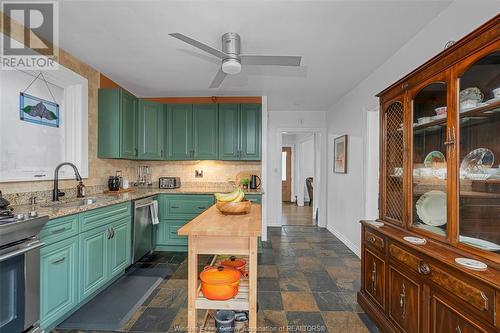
(282, 202, 314, 225)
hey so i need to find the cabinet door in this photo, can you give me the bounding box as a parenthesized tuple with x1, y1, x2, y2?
(167, 104, 193, 160)
(218, 104, 240, 160)
(363, 249, 385, 309)
(120, 90, 138, 159)
(138, 100, 164, 160)
(108, 218, 131, 278)
(156, 219, 188, 246)
(79, 225, 109, 300)
(193, 104, 218, 159)
(40, 237, 78, 329)
(432, 295, 486, 333)
(240, 104, 261, 160)
(388, 266, 421, 333)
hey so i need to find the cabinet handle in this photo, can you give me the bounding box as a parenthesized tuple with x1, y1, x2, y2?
(371, 261, 377, 293)
(418, 261, 431, 275)
(400, 283, 407, 318)
(107, 227, 112, 240)
(51, 227, 67, 234)
(444, 127, 455, 146)
(161, 149, 164, 158)
(197, 206, 206, 210)
(111, 227, 115, 239)
(455, 326, 462, 333)
(51, 257, 66, 265)
(171, 206, 180, 209)
(135, 148, 138, 156)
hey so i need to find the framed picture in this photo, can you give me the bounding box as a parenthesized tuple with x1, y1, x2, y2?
(334, 135, 348, 173)
(20, 92, 60, 128)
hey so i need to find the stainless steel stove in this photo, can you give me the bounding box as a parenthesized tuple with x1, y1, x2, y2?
(0, 206, 48, 333)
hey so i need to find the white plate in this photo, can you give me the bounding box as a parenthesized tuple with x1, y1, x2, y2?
(367, 221, 384, 228)
(415, 224, 446, 236)
(404, 236, 427, 245)
(415, 190, 447, 226)
(459, 236, 500, 252)
(455, 258, 487, 271)
(485, 96, 500, 104)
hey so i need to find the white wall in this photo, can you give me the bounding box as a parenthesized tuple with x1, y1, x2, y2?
(267, 110, 327, 226)
(326, 2, 499, 257)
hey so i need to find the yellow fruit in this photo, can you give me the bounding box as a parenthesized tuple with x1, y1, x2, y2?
(231, 189, 245, 202)
(215, 189, 241, 202)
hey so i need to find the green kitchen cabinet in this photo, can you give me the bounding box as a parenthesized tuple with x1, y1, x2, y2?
(166, 104, 193, 160)
(138, 100, 164, 160)
(40, 236, 79, 329)
(98, 88, 138, 159)
(218, 103, 261, 160)
(108, 217, 132, 278)
(245, 194, 262, 204)
(240, 104, 261, 160)
(79, 224, 109, 300)
(193, 104, 218, 159)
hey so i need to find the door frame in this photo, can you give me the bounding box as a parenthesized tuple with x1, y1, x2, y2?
(275, 127, 328, 228)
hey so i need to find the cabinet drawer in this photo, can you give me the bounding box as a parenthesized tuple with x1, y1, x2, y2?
(40, 214, 79, 246)
(167, 223, 188, 245)
(364, 229, 385, 253)
(389, 243, 494, 322)
(363, 249, 385, 310)
(161, 195, 214, 218)
(432, 295, 487, 333)
(156, 219, 188, 246)
(388, 266, 421, 333)
(245, 194, 262, 204)
(79, 202, 131, 232)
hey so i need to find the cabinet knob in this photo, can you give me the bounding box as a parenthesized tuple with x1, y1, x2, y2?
(455, 326, 462, 333)
(418, 261, 431, 275)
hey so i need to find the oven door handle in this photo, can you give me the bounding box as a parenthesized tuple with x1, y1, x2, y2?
(0, 240, 44, 262)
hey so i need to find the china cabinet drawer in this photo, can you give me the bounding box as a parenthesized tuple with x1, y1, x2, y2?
(388, 266, 421, 333)
(389, 243, 494, 323)
(364, 249, 385, 310)
(432, 295, 487, 333)
(365, 229, 385, 253)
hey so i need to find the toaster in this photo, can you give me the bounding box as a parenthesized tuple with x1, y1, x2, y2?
(159, 177, 181, 189)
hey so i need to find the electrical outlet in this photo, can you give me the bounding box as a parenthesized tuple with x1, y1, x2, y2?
(195, 169, 203, 178)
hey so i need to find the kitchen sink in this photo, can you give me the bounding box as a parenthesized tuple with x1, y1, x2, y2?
(41, 197, 115, 208)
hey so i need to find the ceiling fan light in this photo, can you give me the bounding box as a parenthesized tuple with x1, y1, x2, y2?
(222, 58, 241, 75)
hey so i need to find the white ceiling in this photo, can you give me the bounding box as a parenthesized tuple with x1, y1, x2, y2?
(58, 1, 452, 110)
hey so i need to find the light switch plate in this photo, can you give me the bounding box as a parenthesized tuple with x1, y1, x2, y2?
(195, 169, 203, 178)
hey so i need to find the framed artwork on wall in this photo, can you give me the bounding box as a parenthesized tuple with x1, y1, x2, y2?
(334, 135, 348, 173)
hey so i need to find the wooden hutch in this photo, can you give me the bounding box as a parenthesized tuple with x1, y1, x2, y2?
(359, 15, 500, 333)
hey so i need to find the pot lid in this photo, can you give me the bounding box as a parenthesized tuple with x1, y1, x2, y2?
(200, 266, 241, 284)
(221, 256, 246, 269)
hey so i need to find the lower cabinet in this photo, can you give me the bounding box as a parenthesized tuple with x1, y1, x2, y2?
(245, 194, 262, 204)
(40, 236, 79, 329)
(388, 266, 421, 333)
(432, 295, 485, 333)
(363, 249, 385, 309)
(109, 218, 132, 278)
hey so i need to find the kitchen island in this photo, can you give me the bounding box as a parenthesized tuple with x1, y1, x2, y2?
(178, 203, 261, 331)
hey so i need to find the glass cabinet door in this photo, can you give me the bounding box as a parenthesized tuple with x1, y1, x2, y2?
(458, 51, 500, 254)
(411, 82, 448, 237)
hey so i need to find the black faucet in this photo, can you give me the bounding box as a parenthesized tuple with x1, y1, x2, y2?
(52, 162, 83, 201)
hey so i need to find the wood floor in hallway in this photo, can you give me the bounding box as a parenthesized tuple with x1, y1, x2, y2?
(282, 202, 314, 225)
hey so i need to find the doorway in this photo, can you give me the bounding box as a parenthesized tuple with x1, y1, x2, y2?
(282, 147, 292, 202)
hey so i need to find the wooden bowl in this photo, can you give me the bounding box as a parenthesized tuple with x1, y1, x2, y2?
(216, 200, 252, 215)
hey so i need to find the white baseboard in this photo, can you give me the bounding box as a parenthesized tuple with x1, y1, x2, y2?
(326, 225, 361, 258)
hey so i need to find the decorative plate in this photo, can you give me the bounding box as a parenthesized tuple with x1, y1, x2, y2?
(403, 236, 427, 245)
(459, 87, 483, 103)
(415, 224, 446, 236)
(424, 151, 446, 168)
(454, 257, 487, 271)
(415, 190, 447, 226)
(460, 148, 494, 173)
(367, 221, 384, 228)
(459, 236, 500, 252)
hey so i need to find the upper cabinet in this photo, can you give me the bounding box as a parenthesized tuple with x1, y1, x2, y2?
(98, 94, 261, 161)
(137, 100, 164, 160)
(98, 88, 138, 159)
(378, 18, 500, 263)
(219, 104, 261, 160)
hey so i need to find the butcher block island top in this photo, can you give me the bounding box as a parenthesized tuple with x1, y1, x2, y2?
(178, 203, 261, 332)
(177, 204, 262, 237)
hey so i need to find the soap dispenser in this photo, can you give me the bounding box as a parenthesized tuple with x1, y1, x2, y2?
(77, 181, 86, 198)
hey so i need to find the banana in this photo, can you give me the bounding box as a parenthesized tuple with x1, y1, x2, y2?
(215, 189, 241, 202)
(231, 190, 245, 202)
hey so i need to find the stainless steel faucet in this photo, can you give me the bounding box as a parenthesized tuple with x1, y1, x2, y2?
(52, 162, 83, 201)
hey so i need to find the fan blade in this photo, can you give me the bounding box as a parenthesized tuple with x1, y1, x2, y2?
(169, 33, 228, 59)
(240, 55, 301, 66)
(209, 68, 227, 88)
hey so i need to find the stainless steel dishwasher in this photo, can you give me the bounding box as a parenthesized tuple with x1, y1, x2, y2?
(132, 196, 156, 263)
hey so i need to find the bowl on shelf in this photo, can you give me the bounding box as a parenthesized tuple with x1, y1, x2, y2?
(434, 106, 447, 116)
(216, 200, 252, 215)
(417, 117, 432, 125)
(460, 99, 479, 110)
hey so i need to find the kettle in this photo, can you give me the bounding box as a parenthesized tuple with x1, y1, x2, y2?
(249, 175, 261, 189)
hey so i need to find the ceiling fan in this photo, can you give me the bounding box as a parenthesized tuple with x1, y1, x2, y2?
(169, 32, 302, 88)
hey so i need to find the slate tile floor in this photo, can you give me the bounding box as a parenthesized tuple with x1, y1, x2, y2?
(53, 226, 378, 333)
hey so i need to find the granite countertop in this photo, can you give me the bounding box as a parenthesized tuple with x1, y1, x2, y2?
(11, 187, 263, 219)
